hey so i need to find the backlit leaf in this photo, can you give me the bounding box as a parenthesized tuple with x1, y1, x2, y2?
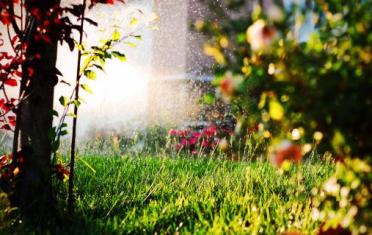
(67, 112, 77, 118)
(72, 99, 81, 107)
(201, 93, 215, 105)
(269, 100, 284, 121)
(81, 84, 93, 94)
(112, 51, 127, 62)
(125, 42, 136, 48)
(84, 70, 97, 80)
(112, 30, 121, 41)
(129, 17, 139, 27)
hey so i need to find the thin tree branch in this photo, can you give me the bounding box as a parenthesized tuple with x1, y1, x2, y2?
(8, 1, 22, 37)
(68, 0, 87, 214)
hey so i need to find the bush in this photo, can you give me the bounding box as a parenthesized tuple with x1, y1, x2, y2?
(197, 0, 372, 159)
(197, 0, 371, 233)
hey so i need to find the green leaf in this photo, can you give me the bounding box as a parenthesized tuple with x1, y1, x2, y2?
(112, 30, 121, 41)
(52, 110, 59, 117)
(77, 156, 96, 174)
(258, 93, 267, 109)
(77, 43, 85, 52)
(125, 42, 136, 48)
(60, 130, 69, 136)
(51, 139, 60, 152)
(72, 99, 81, 108)
(201, 93, 215, 105)
(92, 64, 105, 72)
(78, 97, 86, 103)
(81, 84, 93, 94)
(59, 96, 68, 107)
(112, 51, 127, 62)
(66, 112, 77, 118)
(48, 127, 57, 140)
(133, 35, 142, 40)
(129, 17, 139, 27)
(84, 70, 97, 80)
(60, 80, 71, 86)
(269, 100, 284, 121)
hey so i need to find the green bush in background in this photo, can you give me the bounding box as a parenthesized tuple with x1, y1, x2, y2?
(197, 0, 371, 159)
(196, 0, 371, 233)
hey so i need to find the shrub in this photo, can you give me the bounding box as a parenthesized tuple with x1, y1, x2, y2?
(197, 0, 372, 159)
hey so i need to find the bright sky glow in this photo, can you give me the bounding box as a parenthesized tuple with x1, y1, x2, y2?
(55, 0, 155, 137)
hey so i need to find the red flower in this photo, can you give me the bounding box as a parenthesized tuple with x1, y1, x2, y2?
(180, 138, 188, 146)
(204, 125, 217, 137)
(55, 164, 70, 181)
(178, 130, 189, 137)
(271, 141, 302, 167)
(219, 77, 235, 97)
(175, 144, 183, 150)
(201, 140, 209, 148)
(189, 137, 198, 145)
(191, 132, 202, 139)
(168, 129, 177, 136)
(248, 123, 259, 132)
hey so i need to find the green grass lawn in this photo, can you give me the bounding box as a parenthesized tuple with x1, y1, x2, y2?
(41, 155, 332, 235)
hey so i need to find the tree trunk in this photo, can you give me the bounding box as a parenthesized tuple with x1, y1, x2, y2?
(13, 0, 60, 220)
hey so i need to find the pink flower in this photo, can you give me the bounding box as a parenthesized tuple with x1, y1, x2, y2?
(189, 137, 198, 145)
(178, 130, 189, 137)
(192, 132, 202, 139)
(201, 140, 209, 148)
(168, 129, 178, 136)
(246, 19, 277, 52)
(180, 138, 188, 146)
(176, 144, 183, 150)
(191, 150, 198, 155)
(204, 125, 217, 137)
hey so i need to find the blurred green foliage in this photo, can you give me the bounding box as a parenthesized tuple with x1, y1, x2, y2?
(196, 0, 372, 158)
(314, 158, 371, 234)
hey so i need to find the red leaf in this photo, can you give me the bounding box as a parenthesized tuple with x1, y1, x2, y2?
(4, 79, 17, 87)
(0, 52, 13, 60)
(27, 67, 34, 77)
(55, 164, 70, 181)
(30, 7, 41, 20)
(0, 124, 12, 130)
(8, 116, 16, 126)
(0, 99, 9, 113)
(0, 11, 12, 25)
(11, 35, 19, 46)
(14, 70, 22, 78)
